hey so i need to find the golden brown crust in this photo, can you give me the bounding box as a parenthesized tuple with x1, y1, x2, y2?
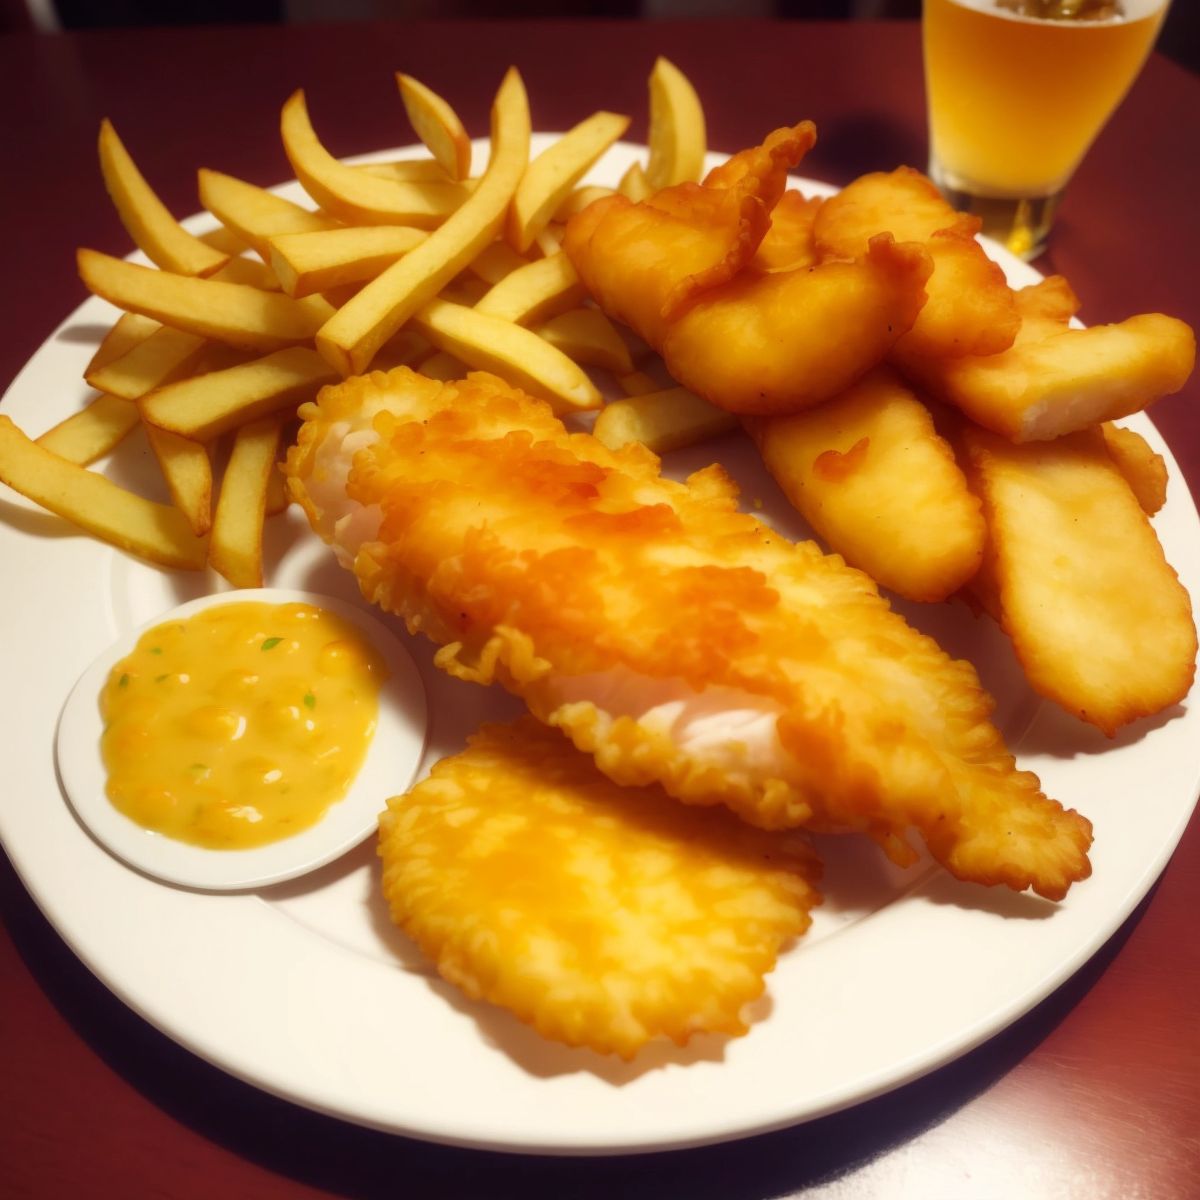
(288, 367, 1093, 899)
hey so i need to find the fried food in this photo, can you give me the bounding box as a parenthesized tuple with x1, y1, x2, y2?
(564, 126, 933, 415)
(899, 276, 1196, 442)
(813, 167, 1019, 360)
(287, 368, 1093, 900)
(960, 424, 1196, 735)
(746, 365, 985, 602)
(1101, 422, 1168, 516)
(379, 716, 821, 1059)
(750, 189, 821, 272)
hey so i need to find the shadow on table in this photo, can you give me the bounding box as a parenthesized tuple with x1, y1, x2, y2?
(0, 846, 1149, 1200)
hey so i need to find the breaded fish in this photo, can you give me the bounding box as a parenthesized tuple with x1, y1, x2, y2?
(379, 716, 821, 1058)
(746, 365, 986, 603)
(898, 277, 1196, 442)
(287, 368, 1093, 899)
(563, 127, 932, 415)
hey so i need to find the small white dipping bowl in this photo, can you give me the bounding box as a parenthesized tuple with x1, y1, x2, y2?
(56, 588, 428, 891)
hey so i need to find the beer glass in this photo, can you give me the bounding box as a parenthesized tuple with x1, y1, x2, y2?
(922, 0, 1169, 259)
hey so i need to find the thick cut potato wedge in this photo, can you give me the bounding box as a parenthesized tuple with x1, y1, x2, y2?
(281, 90, 469, 228)
(397, 74, 472, 181)
(747, 366, 986, 603)
(209, 415, 285, 588)
(1101, 422, 1168, 516)
(0, 415, 206, 570)
(140, 346, 338, 441)
(78, 249, 332, 353)
(268, 225, 427, 297)
(508, 110, 629, 252)
(99, 119, 228, 278)
(473, 252, 584, 325)
(86, 324, 208, 400)
(197, 168, 337, 260)
(645, 57, 706, 190)
(593, 387, 736, 454)
(316, 68, 531, 376)
(961, 423, 1196, 734)
(85, 312, 160, 376)
(145, 424, 212, 536)
(35, 394, 141, 465)
(411, 298, 601, 413)
(534, 307, 633, 374)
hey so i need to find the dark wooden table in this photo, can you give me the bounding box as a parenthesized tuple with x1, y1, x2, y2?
(1, 18, 1197, 1199)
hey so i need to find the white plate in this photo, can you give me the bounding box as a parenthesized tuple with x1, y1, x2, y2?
(55, 587, 428, 891)
(1, 137, 1197, 1155)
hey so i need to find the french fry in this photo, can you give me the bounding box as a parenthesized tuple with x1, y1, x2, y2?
(98, 119, 229, 278)
(264, 460, 290, 516)
(197, 168, 338, 260)
(553, 184, 617, 223)
(532, 224, 565, 258)
(268, 225, 427, 297)
(77, 249, 332, 353)
(0, 415, 207, 570)
(210, 255, 282, 291)
(961, 423, 1196, 734)
(281, 90, 470, 228)
(140, 346, 338, 441)
(316, 68, 531, 377)
(373, 329, 434, 371)
(645, 57, 706, 190)
(508, 110, 629, 253)
(84, 312, 161, 377)
(473, 252, 584, 325)
(747, 366, 987, 603)
(465, 239, 529, 285)
(35, 394, 141, 465)
(1101, 422, 1168, 516)
(411, 297, 601, 414)
(397, 74, 472, 181)
(209, 415, 285, 588)
(617, 369, 663, 397)
(618, 160, 651, 202)
(358, 159, 460, 183)
(145, 424, 212, 535)
(416, 350, 468, 381)
(437, 274, 491, 307)
(533, 307, 633, 374)
(87, 324, 208, 400)
(199, 225, 249, 256)
(593, 388, 736, 454)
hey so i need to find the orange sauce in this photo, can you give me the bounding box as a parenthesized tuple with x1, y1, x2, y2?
(100, 602, 386, 849)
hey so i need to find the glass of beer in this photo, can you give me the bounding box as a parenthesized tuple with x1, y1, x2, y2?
(922, 0, 1169, 259)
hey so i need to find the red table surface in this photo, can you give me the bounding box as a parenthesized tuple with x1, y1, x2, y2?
(1, 19, 1196, 1200)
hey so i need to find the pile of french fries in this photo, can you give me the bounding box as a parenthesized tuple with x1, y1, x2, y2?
(0, 59, 708, 586)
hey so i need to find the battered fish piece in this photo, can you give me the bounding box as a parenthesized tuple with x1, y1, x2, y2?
(746, 365, 985, 603)
(899, 276, 1196, 442)
(379, 717, 821, 1059)
(564, 128, 932, 415)
(960, 424, 1196, 735)
(288, 368, 1092, 899)
(813, 166, 1019, 361)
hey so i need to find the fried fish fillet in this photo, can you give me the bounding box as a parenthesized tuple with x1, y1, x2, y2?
(813, 166, 1020, 361)
(960, 424, 1196, 735)
(898, 276, 1196, 442)
(287, 368, 1092, 899)
(563, 127, 932, 415)
(378, 716, 821, 1058)
(746, 365, 985, 602)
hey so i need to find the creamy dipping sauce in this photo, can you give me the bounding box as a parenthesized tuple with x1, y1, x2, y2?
(100, 601, 387, 849)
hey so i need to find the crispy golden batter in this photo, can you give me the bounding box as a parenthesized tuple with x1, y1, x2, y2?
(899, 277, 1196, 442)
(1100, 422, 1168, 516)
(564, 128, 932, 415)
(746, 365, 985, 602)
(378, 717, 821, 1058)
(750, 189, 821, 273)
(813, 167, 1019, 360)
(288, 368, 1093, 899)
(960, 424, 1196, 735)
